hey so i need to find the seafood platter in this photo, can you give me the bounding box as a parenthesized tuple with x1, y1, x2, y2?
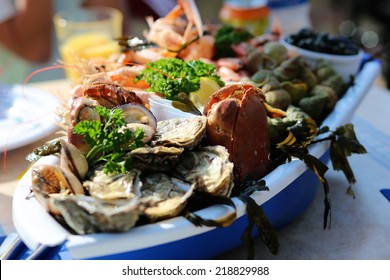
(11, 0, 381, 259)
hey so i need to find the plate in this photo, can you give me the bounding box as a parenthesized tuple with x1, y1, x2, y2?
(0, 85, 60, 152)
(12, 60, 381, 260)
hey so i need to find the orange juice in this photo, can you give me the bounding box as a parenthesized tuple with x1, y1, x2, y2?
(59, 32, 120, 82)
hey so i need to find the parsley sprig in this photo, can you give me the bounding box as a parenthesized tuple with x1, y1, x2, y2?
(135, 58, 224, 100)
(73, 106, 144, 174)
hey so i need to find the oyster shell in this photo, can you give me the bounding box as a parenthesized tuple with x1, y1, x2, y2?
(138, 173, 195, 221)
(83, 167, 142, 200)
(152, 116, 207, 149)
(50, 195, 140, 234)
(174, 145, 234, 197)
(129, 146, 184, 172)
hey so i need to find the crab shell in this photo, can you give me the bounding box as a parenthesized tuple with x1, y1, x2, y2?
(203, 83, 271, 183)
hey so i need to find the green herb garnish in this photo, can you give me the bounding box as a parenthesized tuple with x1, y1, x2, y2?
(135, 58, 224, 100)
(73, 106, 145, 174)
(214, 25, 254, 59)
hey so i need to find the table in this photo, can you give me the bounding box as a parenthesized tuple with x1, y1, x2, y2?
(1, 78, 390, 259)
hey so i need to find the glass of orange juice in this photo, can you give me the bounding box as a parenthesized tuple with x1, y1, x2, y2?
(53, 7, 123, 83)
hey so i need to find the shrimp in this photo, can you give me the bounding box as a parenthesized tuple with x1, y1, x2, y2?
(106, 65, 150, 89)
(178, 34, 216, 61)
(144, 0, 203, 52)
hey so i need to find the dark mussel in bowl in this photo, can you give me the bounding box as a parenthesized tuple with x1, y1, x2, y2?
(284, 28, 360, 56)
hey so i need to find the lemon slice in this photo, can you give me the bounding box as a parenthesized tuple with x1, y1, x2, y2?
(189, 77, 221, 110)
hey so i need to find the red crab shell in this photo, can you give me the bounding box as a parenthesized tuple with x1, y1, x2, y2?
(203, 83, 271, 183)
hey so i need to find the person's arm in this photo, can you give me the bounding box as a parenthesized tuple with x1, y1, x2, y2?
(0, 0, 53, 63)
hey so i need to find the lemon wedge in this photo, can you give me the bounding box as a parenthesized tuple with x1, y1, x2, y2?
(189, 77, 221, 110)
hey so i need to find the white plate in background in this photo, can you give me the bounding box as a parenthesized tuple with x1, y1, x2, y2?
(0, 85, 60, 152)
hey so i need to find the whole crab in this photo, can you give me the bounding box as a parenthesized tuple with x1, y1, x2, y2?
(203, 83, 271, 183)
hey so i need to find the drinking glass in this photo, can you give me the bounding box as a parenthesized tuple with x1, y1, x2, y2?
(53, 7, 123, 83)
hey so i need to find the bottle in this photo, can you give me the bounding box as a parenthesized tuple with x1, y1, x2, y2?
(267, 0, 311, 35)
(219, 0, 270, 36)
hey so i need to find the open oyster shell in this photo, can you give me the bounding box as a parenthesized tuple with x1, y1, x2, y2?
(51, 195, 140, 234)
(137, 173, 195, 221)
(83, 167, 142, 200)
(174, 145, 235, 197)
(152, 116, 207, 149)
(129, 146, 184, 172)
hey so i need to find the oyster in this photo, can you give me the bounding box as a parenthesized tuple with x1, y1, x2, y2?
(152, 116, 207, 149)
(50, 195, 140, 234)
(138, 173, 195, 221)
(174, 145, 234, 197)
(83, 167, 142, 200)
(129, 146, 184, 172)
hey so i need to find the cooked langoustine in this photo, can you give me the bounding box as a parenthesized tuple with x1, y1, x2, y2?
(144, 0, 203, 52)
(142, 0, 215, 61)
